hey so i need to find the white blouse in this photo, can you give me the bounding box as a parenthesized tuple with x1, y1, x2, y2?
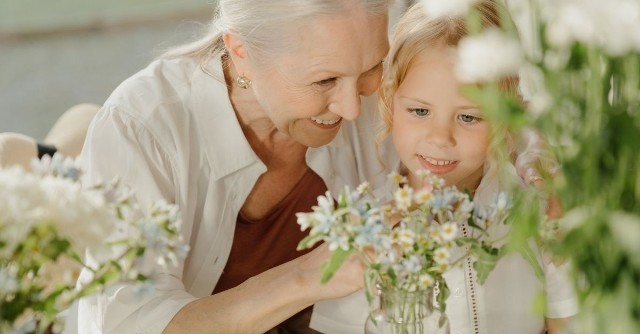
(310, 165, 579, 334)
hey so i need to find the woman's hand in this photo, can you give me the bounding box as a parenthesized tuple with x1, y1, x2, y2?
(296, 243, 366, 300)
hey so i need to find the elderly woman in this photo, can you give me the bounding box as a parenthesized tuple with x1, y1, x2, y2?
(67, 0, 545, 333)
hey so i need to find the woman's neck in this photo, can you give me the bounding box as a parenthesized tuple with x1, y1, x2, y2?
(222, 55, 306, 165)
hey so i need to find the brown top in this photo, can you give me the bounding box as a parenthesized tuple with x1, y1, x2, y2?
(212, 168, 327, 333)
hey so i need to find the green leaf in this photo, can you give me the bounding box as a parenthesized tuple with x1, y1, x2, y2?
(364, 268, 378, 305)
(437, 279, 449, 314)
(466, 215, 489, 236)
(385, 268, 397, 286)
(297, 233, 324, 251)
(473, 245, 502, 284)
(320, 247, 352, 285)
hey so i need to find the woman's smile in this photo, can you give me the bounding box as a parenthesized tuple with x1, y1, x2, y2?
(308, 116, 343, 129)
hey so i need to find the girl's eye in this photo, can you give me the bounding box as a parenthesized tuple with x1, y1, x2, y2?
(409, 108, 430, 117)
(315, 77, 337, 86)
(459, 114, 481, 123)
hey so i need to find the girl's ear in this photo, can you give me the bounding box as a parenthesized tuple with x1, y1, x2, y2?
(223, 32, 252, 78)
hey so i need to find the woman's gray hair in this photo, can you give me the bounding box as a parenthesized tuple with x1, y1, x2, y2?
(162, 0, 394, 62)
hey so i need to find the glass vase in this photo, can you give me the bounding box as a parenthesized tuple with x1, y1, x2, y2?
(364, 285, 449, 334)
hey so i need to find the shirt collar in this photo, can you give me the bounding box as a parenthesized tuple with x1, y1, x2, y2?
(191, 56, 266, 180)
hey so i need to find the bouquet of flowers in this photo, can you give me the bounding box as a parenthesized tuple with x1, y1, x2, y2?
(437, 0, 640, 332)
(0, 155, 188, 334)
(297, 170, 510, 331)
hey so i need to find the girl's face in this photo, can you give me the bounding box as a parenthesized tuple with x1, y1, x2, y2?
(247, 10, 389, 148)
(391, 47, 491, 192)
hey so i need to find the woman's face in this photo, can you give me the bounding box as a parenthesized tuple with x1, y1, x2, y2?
(248, 10, 389, 148)
(391, 47, 491, 192)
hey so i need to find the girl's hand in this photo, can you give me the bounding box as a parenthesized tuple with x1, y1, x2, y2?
(514, 128, 562, 220)
(514, 128, 559, 186)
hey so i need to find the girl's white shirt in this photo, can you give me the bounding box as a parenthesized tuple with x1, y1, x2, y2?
(63, 56, 398, 333)
(310, 164, 579, 334)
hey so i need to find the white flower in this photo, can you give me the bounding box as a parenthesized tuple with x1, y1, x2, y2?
(401, 255, 423, 273)
(388, 171, 408, 185)
(327, 231, 350, 251)
(354, 220, 385, 248)
(609, 211, 640, 255)
(456, 28, 524, 83)
(495, 192, 510, 211)
(377, 248, 400, 267)
(356, 181, 371, 195)
(296, 212, 313, 231)
(413, 188, 432, 205)
(393, 228, 417, 252)
(419, 273, 434, 289)
(435, 262, 450, 273)
(415, 169, 432, 179)
(434, 247, 451, 265)
(0, 156, 188, 331)
(428, 224, 443, 244)
(420, 0, 479, 19)
(557, 206, 593, 232)
(597, 0, 640, 55)
(394, 185, 413, 211)
(439, 222, 459, 241)
(545, 3, 596, 50)
(544, 0, 640, 56)
(316, 191, 335, 214)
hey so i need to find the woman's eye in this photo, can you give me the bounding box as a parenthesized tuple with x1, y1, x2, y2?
(459, 114, 481, 123)
(409, 108, 430, 117)
(315, 77, 337, 86)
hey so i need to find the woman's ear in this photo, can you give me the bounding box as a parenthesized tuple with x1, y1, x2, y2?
(223, 32, 251, 78)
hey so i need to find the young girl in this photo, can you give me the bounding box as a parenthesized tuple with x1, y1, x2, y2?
(309, 2, 578, 333)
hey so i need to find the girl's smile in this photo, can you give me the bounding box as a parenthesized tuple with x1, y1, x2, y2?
(417, 154, 459, 174)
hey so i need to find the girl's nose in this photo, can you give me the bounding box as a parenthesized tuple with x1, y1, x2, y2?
(426, 121, 456, 148)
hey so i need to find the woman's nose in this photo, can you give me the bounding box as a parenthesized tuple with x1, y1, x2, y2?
(329, 88, 361, 121)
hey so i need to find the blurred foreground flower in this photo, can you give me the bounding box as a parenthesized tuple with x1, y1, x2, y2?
(454, 0, 640, 332)
(0, 155, 188, 333)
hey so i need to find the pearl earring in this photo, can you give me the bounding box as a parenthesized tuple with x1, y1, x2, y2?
(235, 75, 252, 89)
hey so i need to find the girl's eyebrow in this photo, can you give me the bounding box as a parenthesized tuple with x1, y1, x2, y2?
(397, 95, 433, 106)
(458, 106, 480, 111)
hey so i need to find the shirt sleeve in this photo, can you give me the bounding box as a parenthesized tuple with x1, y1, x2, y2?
(66, 105, 198, 333)
(544, 259, 580, 319)
(310, 290, 370, 334)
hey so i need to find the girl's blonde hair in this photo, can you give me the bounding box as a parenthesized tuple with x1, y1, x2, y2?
(378, 0, 520, 173)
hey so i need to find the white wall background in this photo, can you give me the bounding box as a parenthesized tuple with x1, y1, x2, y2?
(0, 0, 212, 140)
